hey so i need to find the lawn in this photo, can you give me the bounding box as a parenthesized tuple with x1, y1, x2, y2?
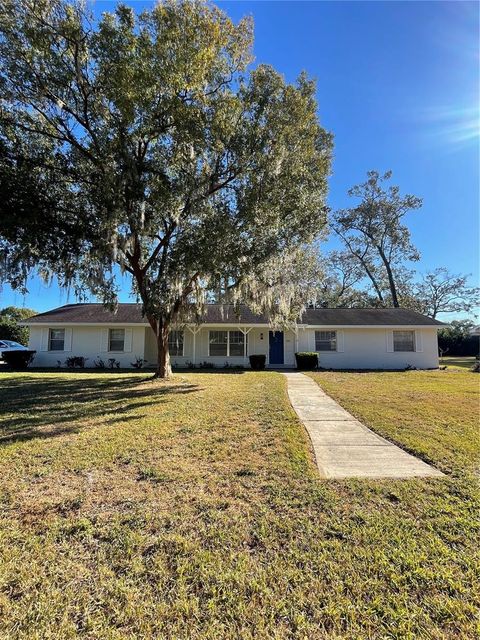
(440, 356, 477, 370)
(0, 370, 478, 639)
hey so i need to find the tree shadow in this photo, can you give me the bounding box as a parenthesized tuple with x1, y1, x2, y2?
(173, 368, 247, 374)
(0, 374, 200, 446)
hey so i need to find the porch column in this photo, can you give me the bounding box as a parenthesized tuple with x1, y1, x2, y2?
(242, 327, 253, 367)
(187, 326, 201, 367)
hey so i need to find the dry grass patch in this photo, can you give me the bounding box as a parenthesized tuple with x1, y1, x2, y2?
(0, 370, 478, 639)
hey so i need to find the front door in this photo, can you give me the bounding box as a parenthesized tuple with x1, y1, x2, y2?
(269, 331, 284, 365)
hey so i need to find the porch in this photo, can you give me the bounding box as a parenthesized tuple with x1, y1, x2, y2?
(144, 326, 299, 368)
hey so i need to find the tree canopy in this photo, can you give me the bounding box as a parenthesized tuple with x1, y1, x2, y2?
(326, 171, 478, 318)
(414, 268, 480, 319)
(0, 0, 332, 376)
(438, 320, 479, 358)
(0, 306, 37, 344)
(330, 170, 421, 307)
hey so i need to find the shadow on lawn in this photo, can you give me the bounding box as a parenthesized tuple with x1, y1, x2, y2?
(0, 374, 200, 446)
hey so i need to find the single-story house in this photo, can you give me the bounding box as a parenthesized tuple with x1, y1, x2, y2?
(23, 304, 445, 370)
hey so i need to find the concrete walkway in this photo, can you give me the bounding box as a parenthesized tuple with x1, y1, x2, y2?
(284, 372, 444, 479)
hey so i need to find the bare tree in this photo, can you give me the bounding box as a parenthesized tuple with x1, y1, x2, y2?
(414, 268, 480, 318)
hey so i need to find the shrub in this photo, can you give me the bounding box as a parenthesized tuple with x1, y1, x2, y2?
(65, 356, 88, 368)
(249, 354, 266, 371)
(199, 361, 214, 369)
(2, 350, 36, 369)
(93, 357, 106, 369)
(224, 362, 244, 370)
(295, 352, 318, 370)
(438, 321, 480, 357)
(108, 358, 120, 369)
(131, 356, 147, 369)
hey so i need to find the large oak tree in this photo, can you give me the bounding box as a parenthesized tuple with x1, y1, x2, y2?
(0, 0, 332, 377)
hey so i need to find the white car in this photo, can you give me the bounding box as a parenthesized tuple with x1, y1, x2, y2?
(0, 340, 30, 356)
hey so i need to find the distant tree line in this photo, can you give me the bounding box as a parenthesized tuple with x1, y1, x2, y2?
(438, 320, 479, 358)
(0, 306, 36, 344)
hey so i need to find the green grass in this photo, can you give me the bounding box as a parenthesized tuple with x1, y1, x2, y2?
(0, 370, 478, 639)
(440, 356, 477, 370)
(307, 369, 479, 475)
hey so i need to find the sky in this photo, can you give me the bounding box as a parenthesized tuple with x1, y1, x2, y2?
(2, 0, 479, 318)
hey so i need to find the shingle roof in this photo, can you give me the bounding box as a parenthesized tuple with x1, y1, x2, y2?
(23, 303, 445, 326)
(302, 308, 445, 326)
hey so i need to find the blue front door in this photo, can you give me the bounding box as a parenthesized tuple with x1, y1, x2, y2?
(269, 331, 284, 365)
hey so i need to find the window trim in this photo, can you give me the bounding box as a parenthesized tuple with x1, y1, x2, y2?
(108, 328, 125, 352)
(168, 330, 184, 357)
(314, 330, 337, 352)
(48, 328, 65, 351)
(208, 330, 247, 357)
(393, 330, 415, 352)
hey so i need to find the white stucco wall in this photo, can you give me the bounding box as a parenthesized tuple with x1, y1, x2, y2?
(27, 324, 439, 370)
(297, 327, 439, 369)
(144, 327, 298, 367)
(28, 325, 146, 368)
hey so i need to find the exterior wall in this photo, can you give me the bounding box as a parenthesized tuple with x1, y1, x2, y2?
(297, 327, 439, 369)
(27, 324, 439, 370)
(145, 327, 297, 368)
(144, 327, 195, 368)
(28, 325, 146, 368)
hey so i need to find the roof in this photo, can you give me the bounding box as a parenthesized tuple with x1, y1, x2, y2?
(23, 303, 446, 327)
(302, 308, 445, 326)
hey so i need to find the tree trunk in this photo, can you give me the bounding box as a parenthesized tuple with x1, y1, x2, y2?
(377, 248, 399, 307)
(154, 323, 172, 379)
(146, 315, 172, 379)
(358, 257, 385, 304)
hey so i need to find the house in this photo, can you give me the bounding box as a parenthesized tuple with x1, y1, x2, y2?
(23, 304, 445, 370)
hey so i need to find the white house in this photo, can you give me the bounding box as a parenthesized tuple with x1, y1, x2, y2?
(23, 304, 445, 370)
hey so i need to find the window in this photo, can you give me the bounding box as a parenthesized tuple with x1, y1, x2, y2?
(209, 330, 247, 357)
(49, 328, 65, 351)
(315, 330, 337, 351)
(229, 330, 245, 357)
(393, 330, 415, 352)
(209, 330, 228, 357)
(109, 328, 125, 352)
(168, 330, 184, 356)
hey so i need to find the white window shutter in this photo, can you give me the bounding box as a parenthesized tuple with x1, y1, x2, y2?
(101, 328, 109, 352)
(124, 328, 133, 352)
(415, 330, 423, 352)
(40, 328, 49, 351)
(386, 330, 394, 352)
(336, 330, 345, 352)
(64, 328, 72, 352)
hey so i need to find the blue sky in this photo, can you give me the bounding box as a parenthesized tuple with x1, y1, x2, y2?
(2, 0, 479, 317)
